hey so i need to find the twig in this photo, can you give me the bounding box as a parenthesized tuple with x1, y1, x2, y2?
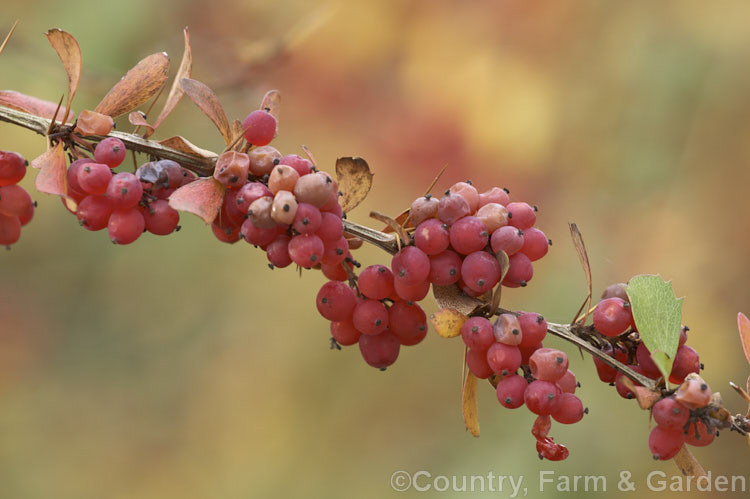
(0, 106, 216, 176)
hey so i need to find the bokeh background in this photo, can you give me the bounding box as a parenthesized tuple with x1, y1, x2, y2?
(2, 1, 750, 497)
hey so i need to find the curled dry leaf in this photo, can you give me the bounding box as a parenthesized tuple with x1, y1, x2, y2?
(430, 307, 468, 338)
(128, 112, 154, 136)
(370, 211, 408, 249)
(45, 29, 81, 123)
(381, 208, 412, 234)
(335, 156, 373, 213)
(260, 89, 281, 119)
(180, 78, 231, 145)
(228, 120, 246, 153)
(158, 136, 217, 159)
(31, 142, 67, 196)
(95, 52, 170, 118)
(74, 109, 113, 136)
(150, 27, 192, 136)
(433, 284, 484, 316)
(462, 370, 480, 437)
(0, 90, 74, 122)
(168, 177, 225, 224)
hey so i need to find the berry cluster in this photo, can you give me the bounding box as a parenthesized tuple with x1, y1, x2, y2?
(462, 312, 584, 460)
(0, 151, 34, 247)
(409, 182, 549, 293)
(312, 180, 550, 370)
(589, 283, 716, 459)
(648, 374, 718, 460)
(590, 283, 701, 396)
(65, 137, 185, 243)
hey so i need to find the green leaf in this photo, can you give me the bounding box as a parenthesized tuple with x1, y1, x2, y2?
(626, 275, 683, 382)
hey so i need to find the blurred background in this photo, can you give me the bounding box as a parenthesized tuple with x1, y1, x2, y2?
(1, 0, 750, 497)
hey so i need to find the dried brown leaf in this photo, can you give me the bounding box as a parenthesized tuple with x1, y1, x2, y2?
(226, 120, 246, 153)
(0, 20, 18, 56)
(0, 90, 74, 122)
(370, 211, 408, 249)
(336, 157, 373, 213)
(128, 111, 154, 136)
(382, 209, 412, 234)
(158, 136, 218, 159)
(95, 52, 169, 118)
(462, 370, 480, 437)
(569, 223, 593, 324)
(168, 177, 225, 224)
(260, 89, 281, 119)
(301, 145, 317, 167)
(737, 313, 750, 365)
(489, 251, 510, 315)
(74, 109, 113, 136)
(150, 27, 192, 137)
(433, 284, 484, 316)
(180, 78, 231, 145)
(31, 142, 67, 196)
(45, 29, 81, 123)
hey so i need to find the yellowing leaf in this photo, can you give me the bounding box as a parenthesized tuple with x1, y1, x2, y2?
(462, 370, 479, 437)
(429, 307, 468, 338)
(95, 52, 170, 118)
(335, 156, 372, 213)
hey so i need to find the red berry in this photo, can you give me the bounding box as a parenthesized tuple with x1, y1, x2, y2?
(506, 202, 537, 229)
(76, 195, 113, 231)
(358, 265, 395, 300)
(77, 162, 113, 195)
(0, 151, 26, 186)
(316, 281, 357, 321)
(449, 216, 489, 255)
(287, 233, 324, 268)
(108, 208, 145, 245)
(428, 250, 462, 286)
(143, 200, 180, 235)
(106, 172, 143, 209)
(242, 110, 277, 146)
(0, 185, 33, 218)
(649, 425, 685, 460)
(496, 374, 527, 409)
(593, 297, 633, 337)
(502, 252, 533, 288)
(388, 301, 427, 346)
(461, 251, 501, 294)
(94, 137, 126, 168)
(0, 213, 21, 245)
(330, 319, 361, 346)
(414, 218, 450, 255)
(352, 299, 389, 336)
(461, 316, 495, 351)
(358, 330, 400, 369)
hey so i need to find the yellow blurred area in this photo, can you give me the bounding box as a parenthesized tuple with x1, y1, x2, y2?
(2, 0, 750, 497)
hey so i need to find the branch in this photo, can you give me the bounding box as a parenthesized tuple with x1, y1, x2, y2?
(0, 106, 216, 176)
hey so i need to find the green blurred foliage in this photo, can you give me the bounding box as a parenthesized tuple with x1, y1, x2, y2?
(1, 0, 750, 497)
